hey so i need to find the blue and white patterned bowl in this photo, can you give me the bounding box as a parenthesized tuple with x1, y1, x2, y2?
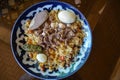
(11, 1, 92, 79)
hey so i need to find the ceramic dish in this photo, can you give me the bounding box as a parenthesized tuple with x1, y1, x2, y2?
(11, 1, 92, 79)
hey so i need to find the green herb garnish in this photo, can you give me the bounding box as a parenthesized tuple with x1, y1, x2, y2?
(23, 44, 42, 52)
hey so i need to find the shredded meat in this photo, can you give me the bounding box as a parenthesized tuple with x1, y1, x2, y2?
(34, 15, 78, 52)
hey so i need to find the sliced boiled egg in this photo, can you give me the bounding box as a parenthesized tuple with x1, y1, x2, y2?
(58, 10, 76, 24)
(36, 53, 47, 63)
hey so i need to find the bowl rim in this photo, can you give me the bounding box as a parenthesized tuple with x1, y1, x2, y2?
(10, 1, 92, 79)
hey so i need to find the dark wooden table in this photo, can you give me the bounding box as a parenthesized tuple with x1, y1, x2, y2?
(0, 0, 120, 80)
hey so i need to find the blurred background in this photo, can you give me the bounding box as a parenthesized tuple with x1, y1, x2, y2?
(0, 0, 120, 80)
